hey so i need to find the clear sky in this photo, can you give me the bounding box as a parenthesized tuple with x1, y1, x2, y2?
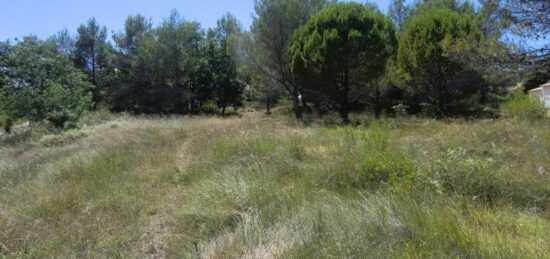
(0, 0, 392, 41)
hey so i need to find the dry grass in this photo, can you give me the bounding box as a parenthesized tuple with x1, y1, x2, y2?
(0, 111, 549, 258)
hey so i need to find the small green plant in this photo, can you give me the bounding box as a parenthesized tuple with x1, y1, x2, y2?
(420, 102, 439, 117)
(392, 102, 409, 117)
(200, 101, 219, 115)
(500, 92, 546, 120)
(46, 110, 78, 129)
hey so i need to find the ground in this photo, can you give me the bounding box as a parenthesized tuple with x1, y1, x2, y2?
(0, 111, 549, 258)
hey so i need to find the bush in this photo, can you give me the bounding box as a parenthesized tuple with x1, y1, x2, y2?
(500, 93, 546, 120)
(359, 152, 414, 187)
(200, 101, 219, 115)
(392, 102, 409, 117)
(46, 110, 78, 129)
(523, 69, 550, 93)
(77, 107, 118, 127)
(420, 103, 439, 117)
(427, 147, 550, 209)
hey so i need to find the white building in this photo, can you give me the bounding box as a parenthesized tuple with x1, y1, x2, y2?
(528, 83, 550, 108)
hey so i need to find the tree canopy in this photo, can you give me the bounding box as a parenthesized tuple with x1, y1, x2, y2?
(1, 0, 547, 132)
(248, 0, 331, 119)
(397, 9, 486, 116)
(290, 2, 396, 122)
(0, 37, 92, 128)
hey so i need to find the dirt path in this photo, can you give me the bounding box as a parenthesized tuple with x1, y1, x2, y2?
(135, 139, 192, 259)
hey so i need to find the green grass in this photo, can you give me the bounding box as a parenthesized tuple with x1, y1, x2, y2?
(1, 112, 549, 258)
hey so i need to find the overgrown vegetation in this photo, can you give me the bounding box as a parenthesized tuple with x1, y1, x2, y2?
(0, 111, 548, 257)
(1, 0, 548, 126)
(1, 0, 549, 257)
(500, 91, 547, 120)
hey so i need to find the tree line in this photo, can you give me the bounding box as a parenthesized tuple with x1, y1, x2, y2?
(1, 0, 548, 128)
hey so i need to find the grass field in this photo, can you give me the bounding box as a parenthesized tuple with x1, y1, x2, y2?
(1, 111, 549, 258)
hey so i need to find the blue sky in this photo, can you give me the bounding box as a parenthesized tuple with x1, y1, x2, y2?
(0, 0, 392, 41)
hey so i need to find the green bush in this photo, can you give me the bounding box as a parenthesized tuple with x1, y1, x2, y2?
(500, 93, 546, 120)
(392, 102, 409, 117)
(0, 38, 93, 129)
(78, 107, 119, 127)
(46, 110, 78, 129)
(359, 152, 414, 188)
(427, 147, 550, 209)
(199, 101, 219, 115)
(327, 124, 415, 189)
(420, 102, 439, 117)
(360, 124, 414, 187)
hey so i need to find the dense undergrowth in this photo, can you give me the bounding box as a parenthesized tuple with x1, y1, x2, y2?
(0, 111, 549, 258)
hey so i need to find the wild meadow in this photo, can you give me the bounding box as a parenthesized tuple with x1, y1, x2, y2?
(1, 108, 548, 258)
(1, 0, 549, 257)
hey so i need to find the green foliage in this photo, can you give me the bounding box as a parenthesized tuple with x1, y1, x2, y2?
(358, 124, 415, 187)
(3, 115, 549, 257)
(199, 100, 219, 115)
(427, 146, 549, 209)
(74, 18, 110, 104)
(392, 102, 409, 116)
(290, 2, 396, 122)
(500, 92, 546, 120)
(206, 14, 246, 115)
(397, 9, 485, 116)
(0, 37, 93, 127)
(106, 11, 245, 115)
(523, 68, 550, 93)
(248, 0, 331, 119)
(46, 110, 78, 129)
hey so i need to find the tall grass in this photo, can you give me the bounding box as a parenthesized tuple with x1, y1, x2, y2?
(1, 112, 549, 258)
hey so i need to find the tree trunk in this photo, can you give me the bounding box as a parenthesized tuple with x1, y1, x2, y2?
(292, 88, 302, 120)
(374, 86, 382, 119)
(222, 105, 226, 117)
(340, 73, 350, 124)
(92, 44, 97, 85)
(437, 83, 445, 117)
(340, 88, 350, 124)
(266, 99, 271, 115)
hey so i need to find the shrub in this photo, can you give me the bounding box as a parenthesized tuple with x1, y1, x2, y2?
(500, 93, 546, 120)
(46, 110, 78, 129)
(420, 102, 439, 117)
(327, 124, 415, 189)
(200, 101, 219, 115)
(359, 152, 414, 188)
(77, 107, 118, 127)
(427, 147, 550, 209)
(392, 102, 409, 117)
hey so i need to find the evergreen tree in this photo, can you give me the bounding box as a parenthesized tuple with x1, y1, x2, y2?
(74, 18, 110, 104)
(290, 2, 396, 123)
(110, 15, 153, 111)
(208, 14, 245, 115)
(248, 0, 330, 119)
(397, 9, 486, 116)
(0, 37, 92, 127)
